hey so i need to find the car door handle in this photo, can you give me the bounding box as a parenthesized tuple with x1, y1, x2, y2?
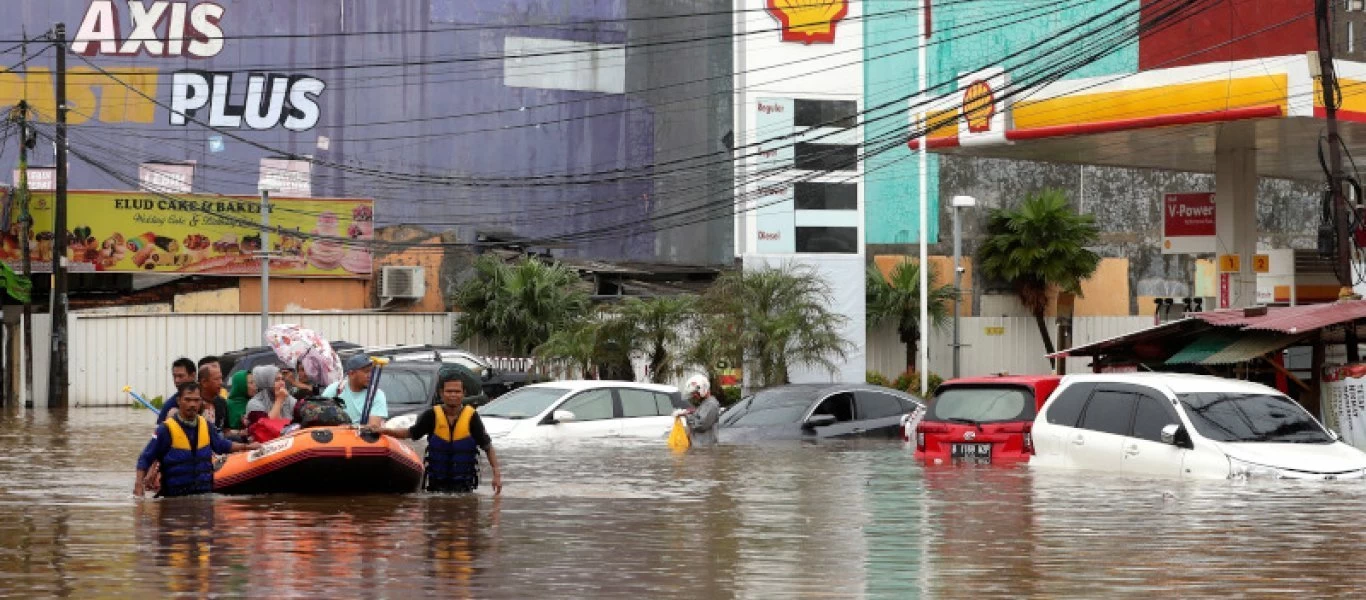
(1071, 435, 1085, 446)
(1124, 444, 1140, 456)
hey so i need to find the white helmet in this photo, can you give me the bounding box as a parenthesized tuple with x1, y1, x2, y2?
(684, 375, 710, 398)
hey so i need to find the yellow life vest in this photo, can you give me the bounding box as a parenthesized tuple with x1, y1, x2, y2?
(433, 405, 474, 442)
(165, 416, 210, 450)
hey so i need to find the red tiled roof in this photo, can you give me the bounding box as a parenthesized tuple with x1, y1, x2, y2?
(1191, 300, 1366, 334)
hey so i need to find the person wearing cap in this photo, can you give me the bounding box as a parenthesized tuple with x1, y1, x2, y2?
(673, 374, 721, 446)
(322, 354, 389, 428)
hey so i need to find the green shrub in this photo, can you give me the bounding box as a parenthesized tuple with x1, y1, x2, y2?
(894, 370, 943, 399)
(866, 371, 890, 387)
(720, 385, 742, 407)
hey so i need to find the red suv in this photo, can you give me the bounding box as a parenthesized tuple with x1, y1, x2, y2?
(914, 375, 1062, 464)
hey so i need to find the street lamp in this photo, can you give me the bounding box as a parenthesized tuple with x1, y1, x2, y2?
(950, 195, 977, 378)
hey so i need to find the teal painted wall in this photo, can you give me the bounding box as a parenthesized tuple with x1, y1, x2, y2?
(864, 0, 1140, 244)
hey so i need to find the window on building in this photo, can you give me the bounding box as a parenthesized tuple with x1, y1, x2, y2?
(795, 227, 858, 253)
(794, 99, 858, 128)
(795, 182, 857, 210)
(794, 143, 858, 172)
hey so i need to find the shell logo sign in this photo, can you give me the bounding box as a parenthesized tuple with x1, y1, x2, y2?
(766, 0, 849, 44)
(962, 80, 996, 134)
(956, 67, 1010, 146)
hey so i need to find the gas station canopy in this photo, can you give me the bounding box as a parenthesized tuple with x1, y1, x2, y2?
(912, 55, 1366, 182)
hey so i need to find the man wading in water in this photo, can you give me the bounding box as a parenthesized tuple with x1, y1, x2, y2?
(135, 382, 258, 498)
(371, 372, 503, 494)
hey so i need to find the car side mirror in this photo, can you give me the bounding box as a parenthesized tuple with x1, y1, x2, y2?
(1160, 424, 1193, 449)
(552, 410, 576, 424)
(804, 414, 837, 429)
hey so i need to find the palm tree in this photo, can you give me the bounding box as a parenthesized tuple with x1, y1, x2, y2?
(866, 260, 958, 373)
(681, 311, 744, 403)
(702, 264, 850, 389)
(615, 296, 697, 384)
(452, 255, 591, 355)
(534, 319, 602, 379)
(977, 188, 1101, 357)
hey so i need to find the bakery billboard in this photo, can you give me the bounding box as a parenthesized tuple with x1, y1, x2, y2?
(2, 191, 373, 277)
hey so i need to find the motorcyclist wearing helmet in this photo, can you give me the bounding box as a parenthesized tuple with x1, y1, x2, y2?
(675, 375, 721, 446)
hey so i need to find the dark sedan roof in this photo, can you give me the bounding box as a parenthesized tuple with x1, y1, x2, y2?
(750, 383, 924, 405)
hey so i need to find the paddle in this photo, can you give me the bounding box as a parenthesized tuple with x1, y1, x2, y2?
(122, 386, 160, 415)
(358, 356, 390, 426)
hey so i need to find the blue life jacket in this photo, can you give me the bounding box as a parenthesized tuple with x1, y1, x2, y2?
(425, 406, 479, 492)
(161, 416, 215, 497)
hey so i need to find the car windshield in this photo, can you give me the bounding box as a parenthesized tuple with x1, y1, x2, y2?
(928, 386, 1033, 423)
(479, 387, 569, 419)
(378, 369, 434, 416)
(1178, 392, 1333, 444)
(720, 388, 820, 427)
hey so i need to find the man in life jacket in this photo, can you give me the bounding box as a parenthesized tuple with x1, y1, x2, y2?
(371, 372, 503, 494)
(135, 382, 259, 497)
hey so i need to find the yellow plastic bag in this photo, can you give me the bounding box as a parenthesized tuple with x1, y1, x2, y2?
(668, 416, 691, 451)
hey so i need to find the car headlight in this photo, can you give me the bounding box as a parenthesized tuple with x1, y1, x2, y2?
(1227, 457, 1284, 480)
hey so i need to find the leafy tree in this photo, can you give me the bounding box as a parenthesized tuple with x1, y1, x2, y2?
(615, 296, 697, 384)
(865, 260, 958, 372)
(977, 189, 1101, 357)
(702, 264, 850, 389)
(533, 319, 601, 379)
(452, 255, 590, 355)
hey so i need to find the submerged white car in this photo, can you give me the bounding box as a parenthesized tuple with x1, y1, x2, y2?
(470, 381, 689, 440)
(1030, 373, 1366, 480)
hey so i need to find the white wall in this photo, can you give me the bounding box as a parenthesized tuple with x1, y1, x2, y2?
(66, 312, 455, 407)
(867, 316, 1155, 380)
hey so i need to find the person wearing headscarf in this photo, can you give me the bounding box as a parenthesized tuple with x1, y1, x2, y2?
(676, 374, 721, 446)
(244, 365, 294, 424)
(225, 370, 252, 432)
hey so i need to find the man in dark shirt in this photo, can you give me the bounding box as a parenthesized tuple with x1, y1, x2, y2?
(158, 356, 228, 425)
(155, 357, 199, 424)
(372, 374, 502, 494)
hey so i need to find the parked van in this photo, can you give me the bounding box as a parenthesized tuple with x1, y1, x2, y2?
(1031, 373, 1366, 480)
(914, 375, 1062, 464)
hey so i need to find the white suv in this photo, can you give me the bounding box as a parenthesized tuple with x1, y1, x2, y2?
(1031, 373, 1366, 480)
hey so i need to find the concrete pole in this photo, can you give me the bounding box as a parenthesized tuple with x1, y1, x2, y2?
(48, 23, 69, 408)
(917, 1, 929, 394)
(952, 205, 962, 379)
(1214, 122, 1257, 308)
(260, 190, 270, 340)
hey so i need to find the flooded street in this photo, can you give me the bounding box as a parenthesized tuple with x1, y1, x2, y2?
(2, 408, 1366, 598)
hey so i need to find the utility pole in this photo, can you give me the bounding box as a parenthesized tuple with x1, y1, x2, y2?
(14, 99, 35, 409)
(48, 23, 68, 408)
(1316, 0, 1354, 291)
(259, 190, 270, 338)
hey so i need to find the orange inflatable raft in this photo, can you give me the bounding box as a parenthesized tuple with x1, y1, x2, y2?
(214, 426, 423, 495)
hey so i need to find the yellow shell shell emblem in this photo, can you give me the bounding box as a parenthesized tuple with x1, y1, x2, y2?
(767, 0, 849, 44)
(963, 80, 997, 134)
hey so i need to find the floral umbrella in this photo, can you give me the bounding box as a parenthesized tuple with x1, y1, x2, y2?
(264, 324, 343, 386)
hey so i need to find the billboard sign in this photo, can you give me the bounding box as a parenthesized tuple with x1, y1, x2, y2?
(2, 190, 372, 277)
(139, 162, 194, 194)
(1162, 192, 1216, 254)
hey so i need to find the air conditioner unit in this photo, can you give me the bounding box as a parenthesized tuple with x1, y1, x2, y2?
(380, 266, 426, 299)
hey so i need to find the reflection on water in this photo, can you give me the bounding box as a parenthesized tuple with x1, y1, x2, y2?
(3, 407, 1366, 598)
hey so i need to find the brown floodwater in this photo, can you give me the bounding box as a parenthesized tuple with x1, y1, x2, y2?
(2, 406, 1366, 599)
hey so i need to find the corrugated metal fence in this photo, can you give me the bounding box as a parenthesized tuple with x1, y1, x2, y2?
(69, 313, 456, 407)
(27, 312, 1155, 406)
(867, 316, 1154, 380)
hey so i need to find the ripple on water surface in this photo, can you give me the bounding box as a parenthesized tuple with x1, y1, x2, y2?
(2, 408, 1365, 598)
